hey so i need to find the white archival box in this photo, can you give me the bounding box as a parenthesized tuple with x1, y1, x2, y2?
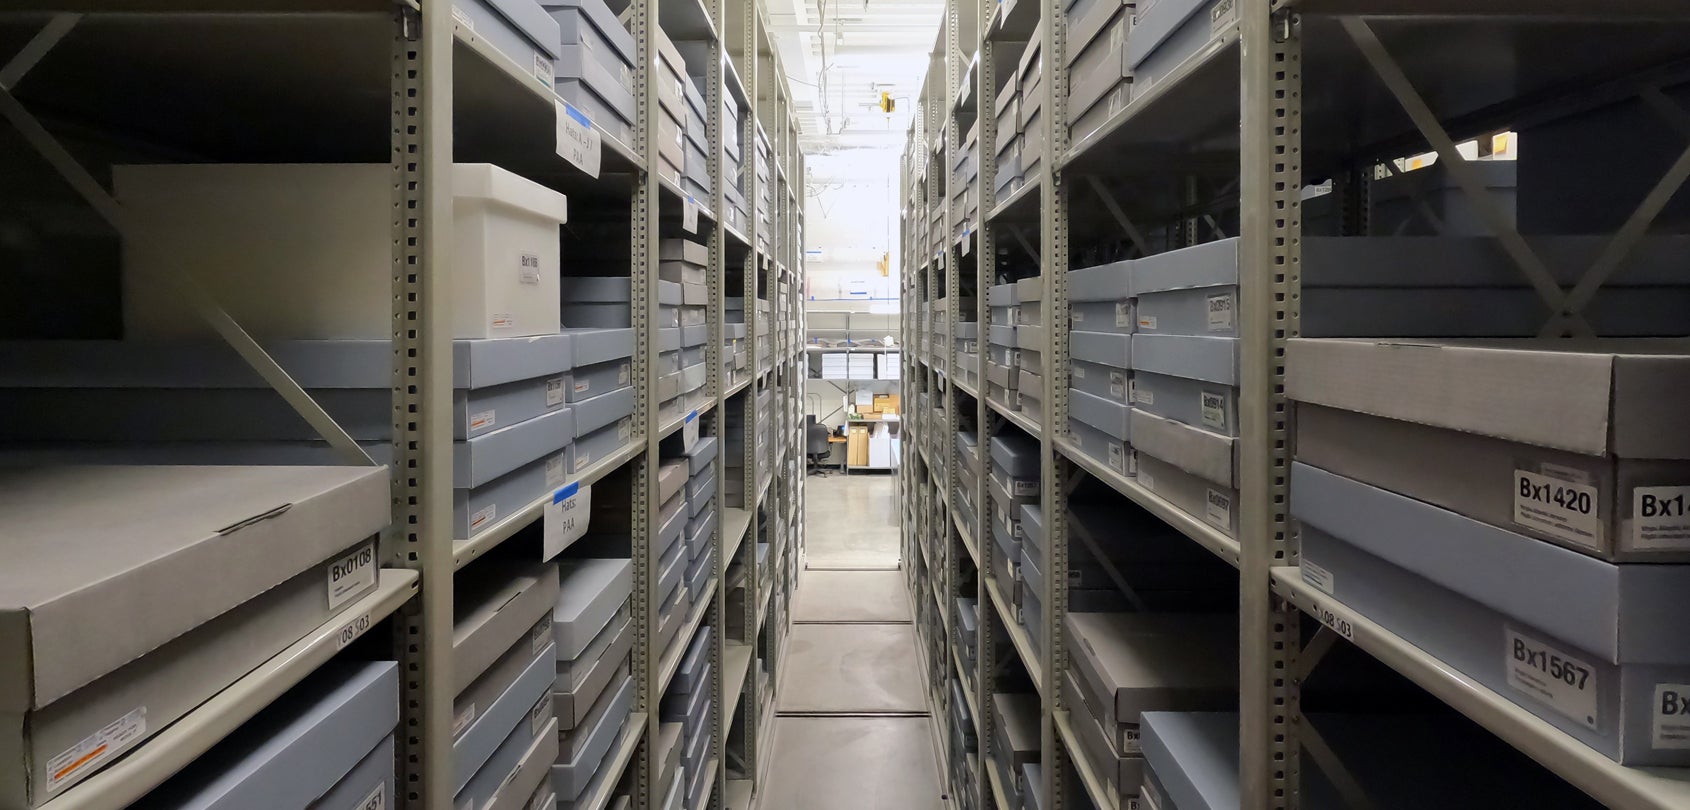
(117, 163, 567, 340)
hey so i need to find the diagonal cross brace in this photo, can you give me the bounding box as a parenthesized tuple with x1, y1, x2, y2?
(1084, 176, 1154, 257)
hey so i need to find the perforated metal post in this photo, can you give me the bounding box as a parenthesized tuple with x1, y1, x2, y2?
(1038, 0, 1070, 805)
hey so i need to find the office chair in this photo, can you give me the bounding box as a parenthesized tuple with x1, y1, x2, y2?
(805, 415, 834, 476)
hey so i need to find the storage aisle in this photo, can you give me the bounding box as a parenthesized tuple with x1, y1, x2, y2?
(757, 475, 948, 809)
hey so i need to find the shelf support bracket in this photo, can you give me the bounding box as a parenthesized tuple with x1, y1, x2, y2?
(1298, 715, 1383, 810)
(0, 85, 371, 467)
(0, 13, 78, 90)
(1342, 18, 1593, 337)
(1084, 176, 1153, 257)
(1293, 625, 1339, 685)
(1009, 225, 1040, 264)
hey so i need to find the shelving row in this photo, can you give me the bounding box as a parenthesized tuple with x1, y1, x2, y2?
(902, 1, 1690, 809)
(0, 0, 804, 808)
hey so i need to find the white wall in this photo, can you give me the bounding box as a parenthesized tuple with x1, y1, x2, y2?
(802, 148, 903, 305)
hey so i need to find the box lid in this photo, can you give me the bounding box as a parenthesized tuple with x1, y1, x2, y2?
(1070, 330, 1132, 369)
(1133, 238, 1238, 295)
(1140, 712, 1240, 810)
(659, 280, 682, 306)
(992, 693, 1041, 762)
(0, 465, 387, 711)
(1286, 338, 1690, 458)
(1065, 613, 1237, 720)
(1133, 334, 1239, 387)
(453, 561, 560, 694)
(659, 328, 682, 352)
(660, 238, 709, 266)
(552, 558, 633, 660)
(477, 0, 563, 60)
(1293, 462, 1690, 664)
(1069, 260, 1133, 302)
(542, 0, 635, 65)
(563, 328, 635, 366)
(990, 433, 1040, 478)
(1123, 0, 1219, 70)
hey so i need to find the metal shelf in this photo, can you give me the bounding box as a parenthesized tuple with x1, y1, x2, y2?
(1272, 568, 1690, 810)
(660, 579, 720, 696)
(724, 778, 754, 810)
(984, 577, 1043, 697)
(574, 712, 649, 810)
(37, 570, 419, 810)
(985, 756, 1015, 810)
(723, 641, 755, 724)
(723, 507, 753, 562)
(453, 439, 645, 570)
(986, 397, 1041, 439)
(1054, 437, 1242, 568)
(1054, 711, 1121, 810)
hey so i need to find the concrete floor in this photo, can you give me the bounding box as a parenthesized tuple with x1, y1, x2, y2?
(758, 475, 947, 809)
(802, 473, 901, 569)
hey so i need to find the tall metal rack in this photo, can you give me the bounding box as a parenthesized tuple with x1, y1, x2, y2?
(0, 1, 805, 808)
(902, 1, 1690, 809)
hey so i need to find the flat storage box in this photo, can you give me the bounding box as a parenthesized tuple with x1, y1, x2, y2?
(457, 706, 557, 810)
(1123, 0, 1236, 100)
(1071, 387, 1131, 444)
(453, 641, 556, 797)
(993, 693, 1041, 798)
(0, 336, 573, 443)
(1133, 240, 1237, 337)
(991, 433, 1041, 479)
(1136, 451, 1238, 537)
(1069, 417, 1133, 478)
(562, 328, 634, 403)
(453, 0, 560, 79)
(118, 163, 566, 340)
(659, 239, 708, 283)
(563, 277, 635, 329)
(555, 610, 633, 730)
(1065, 612, 1237, 757)
(557, 673, 634, 784)
(549, 42, 637, 148)
(1066, 0, 1133, 145)
(131, 662, 397, 810)
(453, 561, 558, 729)
(553, 559, 634, 662)
(1064, 670, 1144, 803)
(1071, 330, 1132, 373)
(573, 385, 636, 444)
(572, 415, 633, 474)
(1295, 461, 1690, 765)
(1068, 259, 1135, 334)
(1070, 358, 1130, 403)
(1132, 408, 1235, 493)
(0, 465, 387, 807)
(1288, 338, 1690, 560)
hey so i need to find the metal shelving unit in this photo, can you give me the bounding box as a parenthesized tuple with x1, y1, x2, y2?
(1, 1, 805, 808)
(902, 1, 1690, 809)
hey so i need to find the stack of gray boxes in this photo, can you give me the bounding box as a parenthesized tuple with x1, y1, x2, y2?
(1066, 0, 1134, 147)
(956, 430, 980, 529)
(133, 662, 401, 810)
(953, 122, 980, 241)
(755, 129, 773, 253)
(993, 68, 1021, 200)
(546, 0, 637, 148)
(1123, 0, 1238, 111)
(1015, 277, 1046, 423)
(563, 327, 636, 476)
(1288, 338, 1690, 766)
(1018, 501, 1046, 650)
(677, 434, 718, 616)
(1061, 612, 1236, 809)
(1017, 23, 1046, 186)
(991, 693, 1041, 810)
(552, 556, 635, 808)
(661, 627, 714, 810)
(681, 74, 712, 204)
(987, 282, 1020, 408)
(451, 562, 562, 810)
(0, 339, 581, 542)
(655, 458, 692, 659)
(655, 30, 689, 188)
(663, 239, 711, 416)
(949, 679, 977, 809)
(1067, 258, 1134, 478)
(955, 319, 980, 390)
(723, 97, 748, 233)
(1140, 711, 1605, 809)
(455, 0, 560, 99)
(1131, 239, 1241, 538)
(989, 432, 1039, 641)
(562, 276, 634, 328)
(0, 466, 388, 808)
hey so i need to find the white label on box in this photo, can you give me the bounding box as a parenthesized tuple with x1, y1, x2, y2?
(46, 707, 146, 793)
(1634, 486, 1690, 550)
(683, 409, 700, 450)
(469, 410, 495, 432)
(1122, 726, 1143, 755)
(1071, 364, 1085, 379)
(618, 417, 633, 440)
(1138, 469, 1156, 492)
(1513, 469, 1602, 551)
(1116, 300, 1132, 328)
(1110, 371, 1126, 399)
(451, 703, 476, 737)
(1505, 627, 1599, 730)
(1134, 386, 1154, 406)
(530, 615, 552, 657)
(1205, 489, 1232, 527)
(491, 314, 514, 330)
(545, 376, 565, 407)
(1107, 441, 1125, 473)
(1137, 314, 1158, 331)
(529, 693, 552, 737)
(518, 252, 541, 284)
(1302, 559, 1335, 594)
(1206, 292, 1235, 331)
(1210, 0, 1239, 36)
(470, 504, 497, 532)
(683, 195, 699, 233)
(1071, 308, 1084, 323)
(335, 611, 373, 650)
(573, 451, 590, 472)
(1012, 479, 1038, 497)
(573, 375, 591, 394)
(543, 482, 592, 559)
(1201, 390, 1228, 432)
(328, 543, 377, 610)
(451, 5, 474, 30)
(554, 100, 602, 179)
(358, 782, 386, 810)
(619, 363, 632, 386)
(533, 54, 553, 89)
(1654, 683, 1690, 749)
(545, 454, 565, 488)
